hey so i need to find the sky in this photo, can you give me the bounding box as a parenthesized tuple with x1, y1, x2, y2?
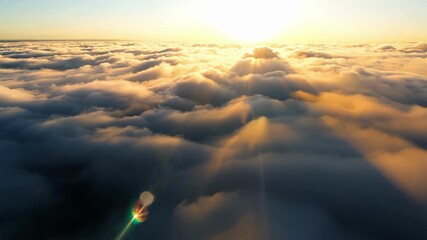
(1, 0, 427, 42)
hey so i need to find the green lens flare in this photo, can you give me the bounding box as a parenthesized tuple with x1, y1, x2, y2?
(115, 191, 154, 240)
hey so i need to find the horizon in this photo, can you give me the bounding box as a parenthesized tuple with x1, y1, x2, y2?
(1, 39, 425, 47)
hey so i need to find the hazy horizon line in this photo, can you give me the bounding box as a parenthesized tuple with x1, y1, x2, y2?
(0, 39, 423, 44)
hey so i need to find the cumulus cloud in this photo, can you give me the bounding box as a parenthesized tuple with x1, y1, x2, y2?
(0, 85, 38, 104)
(402, 42, 427, 53)
(292, 50, 335, 58)
(230, 50, 293, 78)
(376, 45, 397, 52)
(0, 41, 427, 240)
(243, 47, 279, 59)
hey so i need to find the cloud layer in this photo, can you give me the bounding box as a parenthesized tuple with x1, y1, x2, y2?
(1, 41, 427, 240)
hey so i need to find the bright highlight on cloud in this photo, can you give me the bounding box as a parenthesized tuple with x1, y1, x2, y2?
(1, 41, 427, 240)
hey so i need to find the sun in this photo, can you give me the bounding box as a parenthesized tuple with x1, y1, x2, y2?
(200, 0, 304, 43)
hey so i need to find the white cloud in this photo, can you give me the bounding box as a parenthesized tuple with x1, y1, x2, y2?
(0, 41, 426, 240)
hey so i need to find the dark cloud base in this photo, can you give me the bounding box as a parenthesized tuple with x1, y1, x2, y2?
(1, 41, 427, 240)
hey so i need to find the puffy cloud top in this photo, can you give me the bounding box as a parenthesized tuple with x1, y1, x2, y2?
(244, 47, 280, 59)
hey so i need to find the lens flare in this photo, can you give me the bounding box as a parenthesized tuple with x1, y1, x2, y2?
(116, 191, 155, 240)
(140, 191, 155, 207)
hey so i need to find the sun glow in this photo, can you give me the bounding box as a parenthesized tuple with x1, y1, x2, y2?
(201, 0, 304, 42)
